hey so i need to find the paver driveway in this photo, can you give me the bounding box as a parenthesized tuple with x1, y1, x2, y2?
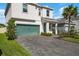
(16, 36, 79, 56)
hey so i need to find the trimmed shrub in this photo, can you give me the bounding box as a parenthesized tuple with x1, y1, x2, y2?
(59, 32, 72, 37)
(73, 35, 79, 39)
(41, 32, 52, 36)
(59, 31, 79, 39)
(7, 18, 16, 40)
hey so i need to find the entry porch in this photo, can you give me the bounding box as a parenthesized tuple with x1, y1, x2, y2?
(41, 17, 58, 35)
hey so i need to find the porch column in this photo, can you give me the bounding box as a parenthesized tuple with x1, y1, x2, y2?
(55, 23, 58, 35)
(46, 22, 49, 33)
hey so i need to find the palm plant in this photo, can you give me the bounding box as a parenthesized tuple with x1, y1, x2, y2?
(7, 18, 16, 40)
(62, 4, 78, 34)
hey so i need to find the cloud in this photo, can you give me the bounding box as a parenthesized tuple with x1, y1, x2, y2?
(59, 6, 67, 15)
(54, 6, 67, 19)
(0, 9, 5, 24)
(0, 9, 5, 17)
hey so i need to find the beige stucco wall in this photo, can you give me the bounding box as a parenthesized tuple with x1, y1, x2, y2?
(11, 3, 41, 21)
(73, 20, 79, 33)
(11, 3, 53, 20)
(0, 27, 6, 33)
(41, 8, 53, 19)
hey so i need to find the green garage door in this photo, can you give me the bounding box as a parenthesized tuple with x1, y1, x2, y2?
(16, 24, 40, 36)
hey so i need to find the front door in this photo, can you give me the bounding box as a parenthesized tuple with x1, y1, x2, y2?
(43, 23, 46, 32)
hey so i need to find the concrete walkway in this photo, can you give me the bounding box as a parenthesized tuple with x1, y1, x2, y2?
(16, 36, 79, 56)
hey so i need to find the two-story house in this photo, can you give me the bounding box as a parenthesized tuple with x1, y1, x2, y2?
(5, 3, 57, 36)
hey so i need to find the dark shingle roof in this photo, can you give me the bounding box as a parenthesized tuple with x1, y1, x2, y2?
(57, 16, 79, 23)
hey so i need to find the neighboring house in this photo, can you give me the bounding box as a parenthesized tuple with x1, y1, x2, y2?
(5, 3, 57, 36)
(57, 16, 79, 33)
(0, 24, 6, 33)
(0, 27, 6, 33)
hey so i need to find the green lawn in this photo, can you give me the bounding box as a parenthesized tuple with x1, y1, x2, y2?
(0, 33, 31, 56)
(63, 37, 79, 44)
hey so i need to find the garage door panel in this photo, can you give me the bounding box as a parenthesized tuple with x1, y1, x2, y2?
(16, 24, 39, 36)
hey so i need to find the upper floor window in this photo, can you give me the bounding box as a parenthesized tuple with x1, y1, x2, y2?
(23, 4, 28, 12)
(35, 6, 37, 9)
(39, 8, 41, 16)
(47, 10, 49, 16)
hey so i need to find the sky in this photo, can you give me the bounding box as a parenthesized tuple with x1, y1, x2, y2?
(0, 3, 79, 24)
(39, 3, 79, 19)
(0, 3, 6, 24)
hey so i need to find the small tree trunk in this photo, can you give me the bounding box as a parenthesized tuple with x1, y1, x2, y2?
(68, 16, 71, 35)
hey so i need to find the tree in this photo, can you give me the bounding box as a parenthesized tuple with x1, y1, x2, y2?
(7, 18, 16, 40)
(62, 4, 78, 34)
(0, 49, 2, 56)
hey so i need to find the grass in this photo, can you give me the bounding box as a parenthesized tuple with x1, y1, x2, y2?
(62, 37, 79, 44)
(0, 33, 31, 56)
